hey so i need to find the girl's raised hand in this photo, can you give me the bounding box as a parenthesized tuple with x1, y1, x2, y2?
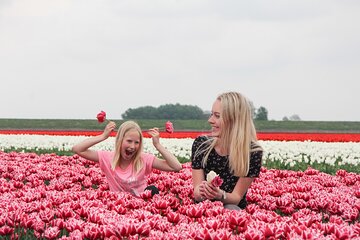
(102, 121, 116, 138)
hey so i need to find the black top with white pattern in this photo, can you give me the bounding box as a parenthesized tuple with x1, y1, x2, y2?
(191, 135, 263, 209)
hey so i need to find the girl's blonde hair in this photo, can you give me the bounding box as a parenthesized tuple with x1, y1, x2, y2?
(111, 121, 144, 173)
(200, 91, 262, 177)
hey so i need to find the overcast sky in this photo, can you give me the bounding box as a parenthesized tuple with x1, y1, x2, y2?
(1, 0, 359, 121)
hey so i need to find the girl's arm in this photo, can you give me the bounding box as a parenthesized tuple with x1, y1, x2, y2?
(72, 121, 116, 162)
(149, 128, 182, 172)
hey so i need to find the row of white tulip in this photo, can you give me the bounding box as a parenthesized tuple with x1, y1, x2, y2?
(0, 134, 359, 166)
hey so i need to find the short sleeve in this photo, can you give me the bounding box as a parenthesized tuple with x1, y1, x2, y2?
(141, 152, 155, 175)
(191, 136, 208, 169)
(97, 151, 114, 172)
(247, 150, 263, 177)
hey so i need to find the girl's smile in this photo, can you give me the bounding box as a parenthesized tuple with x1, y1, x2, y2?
(121, 130, 140, 161)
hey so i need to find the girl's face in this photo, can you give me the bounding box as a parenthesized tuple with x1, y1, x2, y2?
(121, 129, 141, 161)
(208, 99, 222, 137)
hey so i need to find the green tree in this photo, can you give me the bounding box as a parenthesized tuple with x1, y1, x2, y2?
(255, 106, 268, 121)
(121, 103, 205, 120)
(249, 101, 256, 119)
(121, 106, 158, 119)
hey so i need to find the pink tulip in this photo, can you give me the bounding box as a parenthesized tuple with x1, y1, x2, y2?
(153, 197, 169, 210)
(115, 224, 132, 237)
(50, 218, 66, 230)
(135, 222, 151, 236)
(228, 213, 248, 234)
(187, 205, 204, 219)
(205, 219, 220, 231)
(342, 208, 359, 222)
(212, 230, 232, 240)
(139, 189, 153, 200)
(39, 209, 54, 223)
(334, 227, 351, 240)
(33, 220, 45, 234)
(114, 205, 127, 215)
(167, 211, 181, 224)
(244, 228, 263, 240)
(336, 169, 347, 177)
(88, 212, 102, 224)
(0, 226, 14, 236)
(84, 225, 103, 240)
(44, 226, 60, 240)
(263, 224, 276, 238)
(211, 175, 223, 187)
(304, 167, 319, 175)
(165, 121, 174, 133)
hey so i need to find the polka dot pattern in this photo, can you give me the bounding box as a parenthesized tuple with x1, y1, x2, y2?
(191, 135, 263, 208)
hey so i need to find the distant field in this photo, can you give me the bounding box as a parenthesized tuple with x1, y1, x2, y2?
(1, 118, 360, 132)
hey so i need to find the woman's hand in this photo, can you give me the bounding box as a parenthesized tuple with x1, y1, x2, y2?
(199, 181, 222, 200)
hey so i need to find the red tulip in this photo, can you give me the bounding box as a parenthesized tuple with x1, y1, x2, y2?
(96, 111, 106, 123)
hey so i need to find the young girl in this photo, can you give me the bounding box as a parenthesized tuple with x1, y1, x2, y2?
(72, 120, 182, 196)
(191, 91, 263, 210)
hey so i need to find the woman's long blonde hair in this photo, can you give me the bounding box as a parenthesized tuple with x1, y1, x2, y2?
(111, 121, 144, 173)
(200, 92, 262, 177)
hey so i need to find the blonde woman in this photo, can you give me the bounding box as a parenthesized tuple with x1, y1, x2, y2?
(191, 92, 263, 210)
(72, 120, 182, 196)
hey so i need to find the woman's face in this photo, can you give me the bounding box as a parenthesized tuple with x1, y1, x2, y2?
(121, 129, 141, 161)
(208, 99, 222, 137)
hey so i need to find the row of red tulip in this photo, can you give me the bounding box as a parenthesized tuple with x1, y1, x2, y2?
(1, 130, 360, 142)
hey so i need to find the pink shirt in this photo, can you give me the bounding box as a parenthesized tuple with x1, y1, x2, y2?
(98, 151, 155, 196)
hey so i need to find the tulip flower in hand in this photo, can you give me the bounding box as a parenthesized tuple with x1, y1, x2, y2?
(206, 170, 223, 187)
(97, 111, 107, 123)
(165, 121, 174, 133)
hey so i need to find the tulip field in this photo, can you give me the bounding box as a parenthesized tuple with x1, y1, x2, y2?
(0, 131, 360, 239)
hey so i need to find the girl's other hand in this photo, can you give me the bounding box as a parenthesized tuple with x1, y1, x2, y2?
(148, 128, 160, 145)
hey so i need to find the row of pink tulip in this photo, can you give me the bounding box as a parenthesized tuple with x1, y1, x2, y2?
(0, 151, 359, 239)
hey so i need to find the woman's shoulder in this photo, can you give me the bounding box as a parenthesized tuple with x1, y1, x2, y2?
(194, 135, 210, 143)
(250, 142, 263, 156)
(192, 135, 211, 147)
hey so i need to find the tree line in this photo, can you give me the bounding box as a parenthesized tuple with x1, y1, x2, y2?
(122, 103, 271, 120)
